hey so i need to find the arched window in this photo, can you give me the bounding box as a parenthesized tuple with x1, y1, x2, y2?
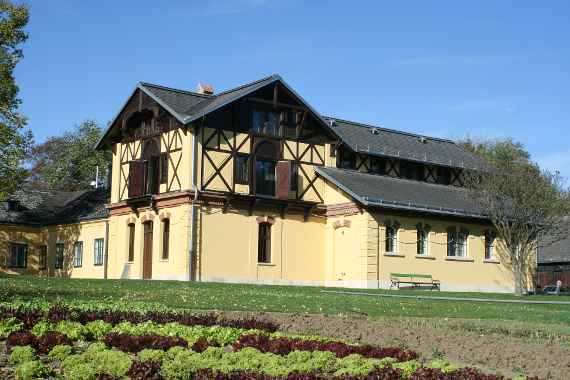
(258, 222, 272, 263)
(254, 142, 278, 196)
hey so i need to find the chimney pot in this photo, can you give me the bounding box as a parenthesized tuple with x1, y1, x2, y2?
(197, 83, 214, 95)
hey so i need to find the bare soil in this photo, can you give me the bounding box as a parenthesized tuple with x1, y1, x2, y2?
(222, 311, 570, 380)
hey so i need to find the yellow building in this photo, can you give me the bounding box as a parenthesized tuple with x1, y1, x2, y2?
(0, 74, 528, 293)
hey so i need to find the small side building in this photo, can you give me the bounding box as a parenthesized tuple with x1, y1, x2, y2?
(537, 232, 570, 288)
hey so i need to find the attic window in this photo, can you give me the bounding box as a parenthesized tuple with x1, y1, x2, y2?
(418, 137, 429, 144)
(7, 200, 19, 211)
(370, 128, 380, 135)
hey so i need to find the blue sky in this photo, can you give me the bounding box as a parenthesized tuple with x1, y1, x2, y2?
(16, 0, 570, 182)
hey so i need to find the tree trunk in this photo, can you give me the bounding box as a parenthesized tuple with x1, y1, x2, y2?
(512, 246, 525, 295)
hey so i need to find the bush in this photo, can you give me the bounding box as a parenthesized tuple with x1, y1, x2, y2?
(14, 360, 51, 380)
(9, 346, 36, 365)
(48, 344, 74, 361)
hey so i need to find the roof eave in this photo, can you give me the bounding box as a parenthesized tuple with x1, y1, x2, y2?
(315, 167, 488, 220)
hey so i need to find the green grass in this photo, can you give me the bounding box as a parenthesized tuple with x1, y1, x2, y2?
(1, 275, 570, 341)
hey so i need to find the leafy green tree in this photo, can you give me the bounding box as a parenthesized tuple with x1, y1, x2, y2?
(460, 137, 570, 294)
(29, 120, 111, 191)
(0, 1, 32, 199)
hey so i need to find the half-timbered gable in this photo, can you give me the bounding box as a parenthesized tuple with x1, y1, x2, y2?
(197, 80, 334, 205)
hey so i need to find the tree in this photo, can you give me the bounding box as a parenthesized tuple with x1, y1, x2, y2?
(0, 1, 32, 199)
(460, 138, 570, 294)
(29, 120, 111, 191)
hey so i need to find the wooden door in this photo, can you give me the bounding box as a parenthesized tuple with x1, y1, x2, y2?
(143, 221, 153, 279)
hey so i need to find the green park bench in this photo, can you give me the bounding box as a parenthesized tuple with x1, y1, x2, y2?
(389, 273, 441, 291)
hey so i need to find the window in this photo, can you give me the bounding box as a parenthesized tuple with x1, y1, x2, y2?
(254, 142, 278, 197)
(55, 243, 64, 269)
(485, 230, 496, 260)
(447, 227, 468, 257)
(400, 161, 424, 181)
(252, 109, 281, 137)
(282, 110, 297, 139)
(416, 224, 430, 256)
(385, 222, 399, 254)
(457, 229, 468, 257)
(128, 224, 135, 262)
(162, 219, 170, 260)
(94, 238, 104, 266)
(160, 153, 168, 184)
(235, 155, 249, 185)
(339, 149, 355, 170)
(370, 157, 386, 175)
(9, 243, 27, 268)
(258, 223, 272, 263)
(39, 246, 47, 270)
(290, 162, 299, 192)
(73, 241, 83, 268)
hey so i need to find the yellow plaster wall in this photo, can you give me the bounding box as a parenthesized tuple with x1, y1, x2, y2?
(0, 225, 46, 275)
(106, 204, 191, 281)
(198, 207, 325, 285)
(46, 220, 107, 279)
(367, 212, 516, 292)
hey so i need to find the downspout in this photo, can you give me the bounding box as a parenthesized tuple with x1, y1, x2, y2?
(188, 119, 201, 281)
(103, 218, 109, 279)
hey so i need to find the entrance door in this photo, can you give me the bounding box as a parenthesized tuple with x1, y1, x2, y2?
(143, 221, 153, 279)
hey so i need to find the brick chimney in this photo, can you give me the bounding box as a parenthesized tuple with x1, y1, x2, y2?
(197, 83, 214, 95)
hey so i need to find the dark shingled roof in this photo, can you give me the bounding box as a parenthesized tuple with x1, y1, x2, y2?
(538, 221, 570, 264)
(97, 74, 335, 150)
(316, 167, 486, 219)
(0, 188, 109, 227)
(324, 117, 485, 170)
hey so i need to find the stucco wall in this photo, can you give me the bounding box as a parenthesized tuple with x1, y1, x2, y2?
(198, 206, 326, 286)
(107, 204, 191, 281)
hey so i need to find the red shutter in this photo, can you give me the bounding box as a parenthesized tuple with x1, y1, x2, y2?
(275, 161, 291, 200)
(129, 161, 145, 198)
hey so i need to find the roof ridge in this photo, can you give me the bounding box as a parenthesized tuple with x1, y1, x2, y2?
(215, 74, 278, 96)
(323, 116, 455, 144)
(139, 82, 214, 98)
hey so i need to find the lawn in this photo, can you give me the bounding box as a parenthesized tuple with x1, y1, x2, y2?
(1, 275, 569, 333)
(1, 275, 568, 379)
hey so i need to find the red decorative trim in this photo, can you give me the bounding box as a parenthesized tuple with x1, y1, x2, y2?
(324, 202, 362, 217)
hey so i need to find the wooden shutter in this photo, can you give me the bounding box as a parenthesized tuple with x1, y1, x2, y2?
(275, 161, 291, 200)
(129, 161, 145, 198)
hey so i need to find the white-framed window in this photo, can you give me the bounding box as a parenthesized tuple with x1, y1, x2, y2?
(447, 227, 469, 257)
(73, 241, 83, 268)
(484, 230, 496, 260)
(385, 221, 400, 254)
(94, 238, 104, 266)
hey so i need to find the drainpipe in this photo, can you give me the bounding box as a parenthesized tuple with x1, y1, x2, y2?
(188, 119, 201, 281)
(103, 219, 109, 279)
